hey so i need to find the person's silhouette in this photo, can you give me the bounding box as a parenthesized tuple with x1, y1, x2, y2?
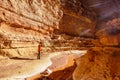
(37, 42, 42, 59)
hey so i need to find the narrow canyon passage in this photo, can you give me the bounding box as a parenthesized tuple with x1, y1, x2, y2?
(0, 0, 120, 80)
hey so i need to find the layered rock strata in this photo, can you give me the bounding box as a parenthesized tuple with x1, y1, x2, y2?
(0, 0, 96, 58)
(0, 0, 120, 80)
(0, 0, 63, 59)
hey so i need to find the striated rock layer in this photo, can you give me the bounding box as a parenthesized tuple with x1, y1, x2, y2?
(0, 0, 96, 58)
(0, 0, 120, 80)
(0, 0, 63, 59)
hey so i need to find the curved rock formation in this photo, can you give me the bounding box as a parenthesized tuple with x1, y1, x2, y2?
(73, 0, 120, 80)
(0, 0, 120, 80)
(59, 0, 96, 37)
(73, 47, 120, 80)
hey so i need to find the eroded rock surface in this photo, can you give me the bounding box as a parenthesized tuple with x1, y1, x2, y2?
(0, 0, 63, 59)
(73, 47, 120, 80)
(73, 0, 120, 79)
(0, 0, 120, 80)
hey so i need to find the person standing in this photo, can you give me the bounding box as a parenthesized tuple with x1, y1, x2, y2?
(37, 42, 42, 59)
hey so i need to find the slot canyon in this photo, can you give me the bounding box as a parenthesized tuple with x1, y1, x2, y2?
(0, 0, 120, 80)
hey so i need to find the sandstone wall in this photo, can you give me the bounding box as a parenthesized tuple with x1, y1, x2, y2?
(59, 0, 96, 37)
(0, 0, 63, 59)
(0, 0, 120, 79)
(0, 0, 96, 59)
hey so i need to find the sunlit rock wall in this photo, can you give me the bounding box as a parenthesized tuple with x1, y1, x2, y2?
(0, 0, 97, 58)
(0, 0, 63, 58)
